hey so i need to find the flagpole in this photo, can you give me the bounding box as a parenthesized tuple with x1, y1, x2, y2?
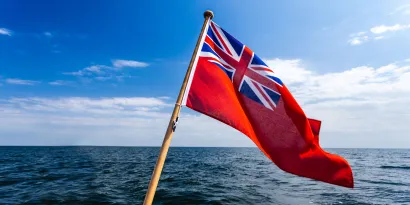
(142, 10, 214, 205)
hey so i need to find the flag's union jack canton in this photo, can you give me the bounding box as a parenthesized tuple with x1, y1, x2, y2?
(199, 21, 284, 111)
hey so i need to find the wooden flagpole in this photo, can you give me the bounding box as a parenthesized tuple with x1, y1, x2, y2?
(142, 10, 214, 205)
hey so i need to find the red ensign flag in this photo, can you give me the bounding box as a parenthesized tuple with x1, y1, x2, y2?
(182, 20, 354, 188)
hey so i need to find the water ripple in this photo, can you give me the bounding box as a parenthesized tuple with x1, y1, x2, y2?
(0, 147, 409, 204)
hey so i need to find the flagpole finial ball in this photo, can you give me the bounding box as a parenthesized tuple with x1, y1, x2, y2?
(204, 10, 214, 19)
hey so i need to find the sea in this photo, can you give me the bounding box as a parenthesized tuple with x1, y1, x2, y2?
(0, 147, 409, 205)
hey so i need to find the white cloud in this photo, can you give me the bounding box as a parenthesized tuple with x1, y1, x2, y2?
(49, 80, 73, 86)
(0, 96, 248, 146)
(2, 59, 410, 148)
(353, 31, 366, 36)
(94, 76, 112, 81)
(5, 78, 40, 85)
(4, 97, 171, 115)
(63, 65, 109, 77)
(370, 24, 410, 34)
(268, 59, 410, 103)
(63, 71, 84, 76)
(112, 59, 149, 68)
(0, 28, 12, 36)
(348, 23, 410, 45)
(390, 4, 410, 15)
(347, 32, 369, 45)
(348, 38, 366, 45)
(63, 60, 147, 82)
(44, 32, 53, 37)
(84, 65, 107, 74)
(265, 59, 410, 148)
(374, 36, 385, 40)
(263, 59, 312, 84)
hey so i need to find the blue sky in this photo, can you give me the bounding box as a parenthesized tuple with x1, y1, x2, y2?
(1, 0, 410, 147)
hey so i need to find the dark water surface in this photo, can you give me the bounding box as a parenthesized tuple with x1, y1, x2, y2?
(0, 147, 409, 205)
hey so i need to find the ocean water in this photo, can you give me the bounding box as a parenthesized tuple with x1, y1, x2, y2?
(0, 147, 409, 205)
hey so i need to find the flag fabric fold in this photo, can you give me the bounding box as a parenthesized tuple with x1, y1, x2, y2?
(181, 20, 354, 188)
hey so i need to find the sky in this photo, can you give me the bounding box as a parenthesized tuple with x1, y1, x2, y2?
(1, 0, 410, 148)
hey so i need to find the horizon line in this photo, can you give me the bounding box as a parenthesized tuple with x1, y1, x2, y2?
(0, 145, 408, 149)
